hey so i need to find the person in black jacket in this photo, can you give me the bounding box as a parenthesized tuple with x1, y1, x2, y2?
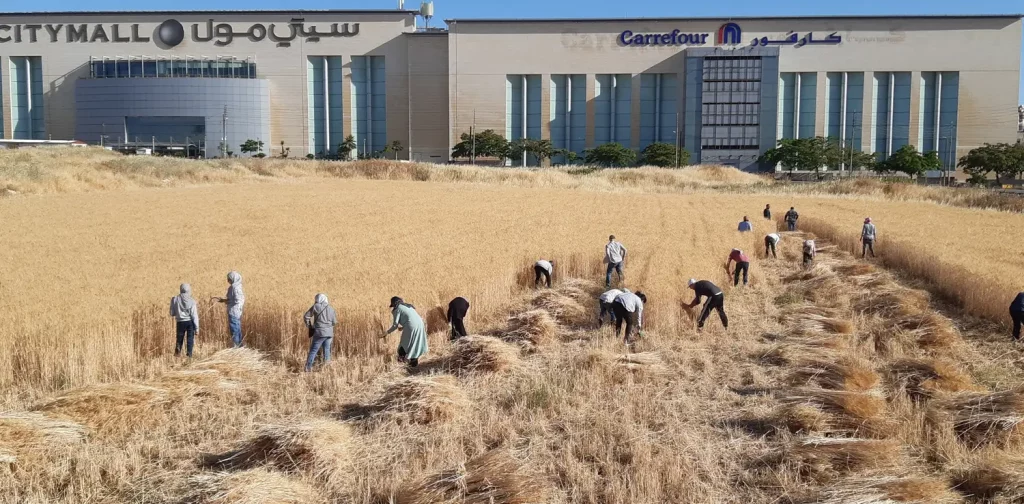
(685, 279, 728, 330)
(447, 297, 470, 340)
(763, 204, 772, 220)
(1011, 292, 1024, 342)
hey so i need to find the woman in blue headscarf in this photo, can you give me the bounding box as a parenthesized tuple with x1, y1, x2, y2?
(382, 296, 428, 367)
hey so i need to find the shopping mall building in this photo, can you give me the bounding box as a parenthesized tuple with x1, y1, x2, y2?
(0, 9, 1020, 172)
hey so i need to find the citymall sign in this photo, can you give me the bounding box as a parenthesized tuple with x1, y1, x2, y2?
(618, 22, 743, 47)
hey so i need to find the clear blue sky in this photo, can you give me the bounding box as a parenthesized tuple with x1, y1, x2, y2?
(10, 0, 1024, 102)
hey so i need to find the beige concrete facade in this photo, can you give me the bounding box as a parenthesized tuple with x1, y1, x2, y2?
(0, 11, 1019, 169)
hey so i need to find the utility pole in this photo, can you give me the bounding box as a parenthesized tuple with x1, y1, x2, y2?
(674, 112, 681, 167)
(221, 105, 228, 158)
(471, 109, 476, 165)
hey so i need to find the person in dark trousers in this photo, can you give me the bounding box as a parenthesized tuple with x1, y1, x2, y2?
(737, 216, 752, 232)
(598, 288, 624, 327)
(534, 259, 554, 288)
(686, 279, 727, 331)
(765, 233, 780, 259)
(447, 296, 470, 340)
(612, 290, 646, 344)
(303, 293, 338, 372)
(784, 207, 800, 231)
(1011, 292, 1024, 342)
(861, 217, 877, 258)
(604, 235, 627, 287)
(727, 248, 750, 286)
(169, 283, 199, 358)
(763, 204, 772, 220)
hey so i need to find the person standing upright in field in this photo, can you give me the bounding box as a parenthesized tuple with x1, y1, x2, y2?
(802, 239, 816, 267)
(534, 259, 554, 288)
(685, 279, 727, 331)
(727, 248, 751, 286)
(212, 271, 245, 348)
(784, 207, 800, 231)
(1010, 292, 1024, 342)
(763, 204, 772, 220)
(447, 296, 470, 340)
(738, 216, 753, 232)
(861, 217, 877, 258)
(764, 232, 780, 259)
(170, 283, 199, 358)
(303, 293, 337, 372)
(383, 296, 428, 367)
(605, 235, 627, 287)
(598, 287, 624, 327)
(612, 290, 646, 344)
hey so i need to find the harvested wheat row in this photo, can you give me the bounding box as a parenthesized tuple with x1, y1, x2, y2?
(814, 475, 960, 504)
(33, 383, 171, 432)
(500, 309, 559, 349)
(758, 344, 837, 367)
(855, 287, 931, 319)
(759, 437, 903, 481)
(889, 358, 980, 400)
(447, 336, 521, 374)
(529, 290, 589, 327)
(933, 388, 1024, 447)
(787, 357, 880, 392)
(395, 449, 549, 504)
(153, 369, 243, 399)
(202, 419, 351, 487)
(790, 313, 856, 336)
(191, 348, 271, 379)
(553, 278, 601, 303)
(951, 451, 1024, 501)
(369, 376, 469, 425)
(0, 412, 88, 449)
(777, 389, 890, 437)
(181, 469, 324, 504)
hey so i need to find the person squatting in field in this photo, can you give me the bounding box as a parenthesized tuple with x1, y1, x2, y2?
(169, 283, 199, 358)
(211, 271, 245, 347)
(303, 293, 337, 372)
(737, 216, 752, 232)
(1010, 291, 1024, 342)
(598, 288, 625, 327)
(686, 279, 727, 331)
(861, 217, 877, 258)
(605, 235, 627, 287)
(785, 207, 800, 231)
(764, 232, 780, 259)
(384, 296, 428, 367)
(534, 259, 554, 288)
(612, 290, 646, 344)
(727, 248, 750, 286)
(447, 296, 470, 340)
(803, 239, 816, 267)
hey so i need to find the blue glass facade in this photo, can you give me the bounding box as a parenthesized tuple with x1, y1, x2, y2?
(872, 72, 911, 157)
(10, 56, 44, 140)
(307, 56, 344, 157)
(549, 74, 586, 163)
(778, 72, 815, 139)
(351, 55, 386, 156)
(594, 74, 631, 147)
(90, 57, 256, 79)
(639, 73, 679, 150)
(919, 71, 959, 166)
(824, 72, 866, 166)
(506, 74, 542, 165)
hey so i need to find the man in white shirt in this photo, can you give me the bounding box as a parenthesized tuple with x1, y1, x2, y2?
(604, 235, 627, 287)
(598, 288, 625, 327)
(765, 233, 780, 259)
(612, 290, 646, 343)
(534, 259, 554, 288)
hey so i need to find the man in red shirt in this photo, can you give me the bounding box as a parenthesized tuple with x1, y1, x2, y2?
(727, 248, 750, 286)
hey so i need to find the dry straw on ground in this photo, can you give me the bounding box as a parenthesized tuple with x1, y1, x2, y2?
(950, 451, 1024, 501)
(180, 469, 324, 504)
(367, 376, 470, 425)
(446, 335, 522, 374)
(933, 388, 1024, 448)
(395, 449, 549, 504)
(756, 437, 904, 482)
(786, 357, 880, 392)
(813, 475, 961, 504)
(499, 309, 560, 350)
(889, 358, 980, 399)
(777, 389, 891, 437)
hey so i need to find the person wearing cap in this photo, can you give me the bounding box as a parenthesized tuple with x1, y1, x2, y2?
(803, 239, 817, 267)
(534, 259, 554, 288)
(604, 235, 627, 287)
(383, 296, 428, 367)
(764, 232, 781, 259)
(598, 287, 625, 327)
(169, 283, 200, 358)
(211, 271, 245, 348)
(685, 279, 728, 330)
(784, 207, 800, 231)
(861, 217, 877, 258)
(303, 293, 338, 372)
(737, 216, 753, 232)
(1010, 292, 1024, 342)
(447, 296, 470, 340)
(763, 204, 772, 220)
(727, 248, 751, 286)
(612, 290, 646, 343)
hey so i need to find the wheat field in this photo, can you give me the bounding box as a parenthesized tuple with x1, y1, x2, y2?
(3, 153, 1024, 504)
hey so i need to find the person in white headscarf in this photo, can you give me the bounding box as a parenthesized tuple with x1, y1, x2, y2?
(212, 271, 245, 347)
(303, 293, 338, 372)
(169, 283, 199, 357)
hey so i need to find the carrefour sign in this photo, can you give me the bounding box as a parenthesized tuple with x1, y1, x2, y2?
(619, 22, 742, 47)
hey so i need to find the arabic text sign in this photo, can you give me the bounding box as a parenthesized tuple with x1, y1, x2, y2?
(0, 19, 360, 47)
(750, 31, 842, 47)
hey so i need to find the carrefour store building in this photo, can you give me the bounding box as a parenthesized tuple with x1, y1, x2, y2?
(0, 10, 1020, 173)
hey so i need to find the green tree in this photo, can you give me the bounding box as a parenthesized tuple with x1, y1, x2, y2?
(508, 138, 554, 166)
(338, 135, 357, 161)
(823, 137, 877, 173)
(553, 148, 580, 165)
(388, 140, 405, 160)
(759, 137, 828, 175)
(239, 139, 264, 157)
(875, 144, 939, 178)
(583, 143, 636, 168)
(958, 142, 1024, 185)
(451, 129, 511, 162)
(637, 142, 689, 168)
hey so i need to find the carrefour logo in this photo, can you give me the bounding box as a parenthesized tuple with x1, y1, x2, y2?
(619, 22, 742, 47)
